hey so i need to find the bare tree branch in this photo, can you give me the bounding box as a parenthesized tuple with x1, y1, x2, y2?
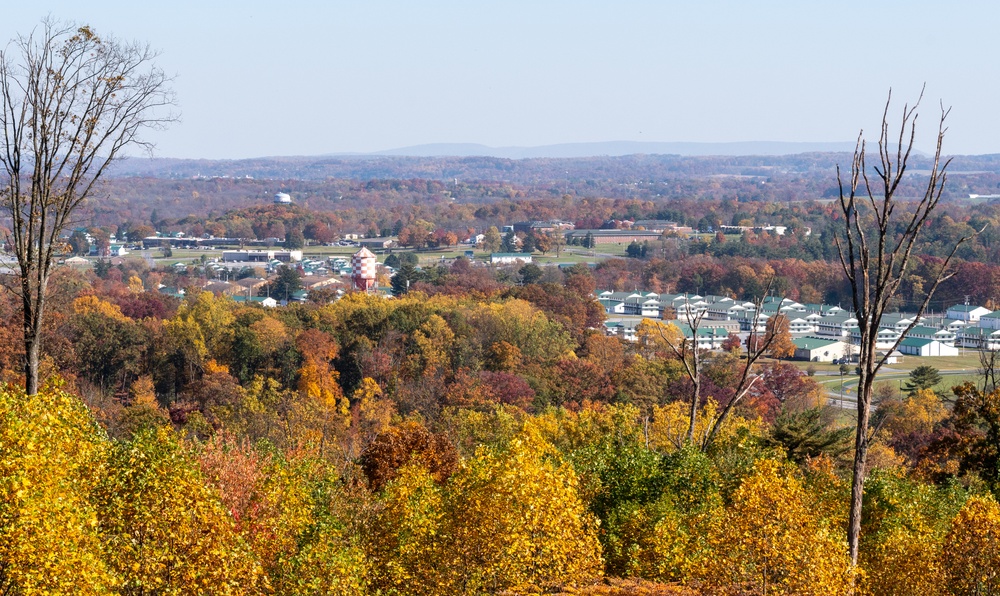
(703, 276, 779, 450)
(651, 300, 707, 444)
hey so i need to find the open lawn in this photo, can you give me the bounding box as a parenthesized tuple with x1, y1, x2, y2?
(791, 352, 983, 376)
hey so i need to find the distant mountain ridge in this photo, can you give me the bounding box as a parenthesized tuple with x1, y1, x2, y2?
(106, 147, 1000, 182)
(346, 140, 858, 159)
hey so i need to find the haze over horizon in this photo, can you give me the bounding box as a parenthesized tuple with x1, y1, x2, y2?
(2, 1, 996, 160)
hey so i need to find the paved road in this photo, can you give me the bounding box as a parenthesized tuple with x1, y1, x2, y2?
(823, 369, 977, 410)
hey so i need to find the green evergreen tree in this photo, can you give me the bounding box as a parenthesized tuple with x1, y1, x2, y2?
(766, 407, 853, 463)
(905, 365, 943, 394)
(519, 263, 542, 285)
(264, 265, 302, 301)
(69, 230, 90, 256)
(391, 264, 419, 296)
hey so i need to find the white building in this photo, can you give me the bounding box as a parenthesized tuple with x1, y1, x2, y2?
(898, 337, 959, 357)
(787, 316, 819, 334)
(816, 314, 859, 337)
(946, 304, 991, 323)
(977, 311, 1000, 330)
(879, 313, 924, 332)
(905, 325, 956, 347)
(223, 250, 303, 263)
(597, 291, 641, 315)
(490, 253, 533, 265)
(792, 337, 850, 363)
(851, 328, 902, 350)
(959, 327, 1000, 350)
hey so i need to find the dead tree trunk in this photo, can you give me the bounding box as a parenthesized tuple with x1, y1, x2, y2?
(836, 88, 979, 565)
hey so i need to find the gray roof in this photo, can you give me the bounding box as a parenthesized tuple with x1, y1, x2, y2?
(947, 304, 985, 313)
(820, 314, 858, 323)
(908, 325, 953, 336)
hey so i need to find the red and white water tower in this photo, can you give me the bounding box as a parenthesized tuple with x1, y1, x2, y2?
(351, 247, 378, 292)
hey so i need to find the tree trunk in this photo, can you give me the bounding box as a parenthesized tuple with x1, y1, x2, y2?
(847, 374, 872, 564)
(23, 327, 40, 396)
(687, 376, 700, 443)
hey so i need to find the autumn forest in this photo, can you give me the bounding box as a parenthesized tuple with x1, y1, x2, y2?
(1, 143, 1000, 595)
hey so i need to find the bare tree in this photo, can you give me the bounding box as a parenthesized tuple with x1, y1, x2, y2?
(652, 282, 779, 449)
(835, 89, 980, 565)
(702, 287, 780, 450)
(0, 20, 174, 394)
(977, 336, 1000, 393)
(657, 303, 708, 444)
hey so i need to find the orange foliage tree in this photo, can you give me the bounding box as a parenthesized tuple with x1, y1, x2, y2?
(359, 420, 458, 492)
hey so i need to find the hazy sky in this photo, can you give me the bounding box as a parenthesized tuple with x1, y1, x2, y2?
(2, 1, 996, 159)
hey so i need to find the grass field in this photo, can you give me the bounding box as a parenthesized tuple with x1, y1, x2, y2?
(792, 353, 982, 376)
(117, 243, 624, 271)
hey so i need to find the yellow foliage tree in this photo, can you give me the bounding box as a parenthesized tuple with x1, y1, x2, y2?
(278, 523, 368, 596)
(248, 315, 288, 356)
(365, 464, 446, 595)
(700, 459, 854, 595)
(116, 375, 170, 438)
(291, 327, 352, 455)
(198, 434, 367, 593)
(882, 388, 947, 439)
(526, 403, 640, 455)
(94, 427, 265, 595)
(128, 275, 144, 294)
(486, 340, 523, 372)
(72, 294, 128, 322)
(636, 319, 684, 358)
(864, 522, 945, 596)
(0, 383, 112, 594)
(858, 469, 952, 596)
(165, 291, 235, 368)
(365, 436, 602, 595)
(765, 313, 796, 360)
(353, 377, 392, 436)
(410, 313, 454, 374)
(438, 437, 604, 593)
(607, 499, 708, 583)
(298, 358, 348, 417)
(468, 298, 576, 363)
(942, 495, 1000, 594)
(437, 404, 526, 459)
